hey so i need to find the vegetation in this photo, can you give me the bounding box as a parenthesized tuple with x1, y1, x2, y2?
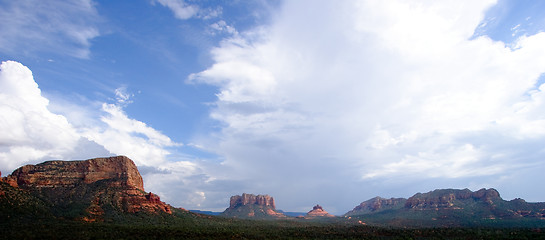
(2, 215, 545, 239)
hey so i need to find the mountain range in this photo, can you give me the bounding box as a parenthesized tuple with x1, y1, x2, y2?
(344, 188, 545, 227)
(1, 156, 544, 228)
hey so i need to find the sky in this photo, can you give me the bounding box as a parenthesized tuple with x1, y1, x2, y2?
(1, 0, 545, 215)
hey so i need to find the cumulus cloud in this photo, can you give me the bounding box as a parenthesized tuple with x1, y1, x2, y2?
(81, 103, 181, 167)
(190, 0, 545, 212)
(0, 61, 107, 173)
(0, 0, 100, 58)
(0, 60, 208, 208)
(0, 60, 193, 180)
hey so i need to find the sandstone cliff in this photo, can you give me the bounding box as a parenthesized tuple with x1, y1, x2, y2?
(1, 156, 172, 221)
(306, 204, 334, 218)
(221, 193, 285, 218)
(6, 156, 144, 191)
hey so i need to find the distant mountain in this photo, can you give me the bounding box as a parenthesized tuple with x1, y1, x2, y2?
(1, 156, 176, 222)
(345, 197, 406, 216)
(189, 210, 221, 216)
(276, 210, 307, 217)
(220, 193, 286, 219)
(345, 188, 545, 227)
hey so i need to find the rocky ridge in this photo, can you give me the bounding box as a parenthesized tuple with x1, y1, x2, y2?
(1, 156, 173, 221)
(405, 188, 501, 209)
(344, 188, 545, 227)
(345, 197, 406, 216)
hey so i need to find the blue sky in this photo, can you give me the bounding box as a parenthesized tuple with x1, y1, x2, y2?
(1, 0, 545, 214)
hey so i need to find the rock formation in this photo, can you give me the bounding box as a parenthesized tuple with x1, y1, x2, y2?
(5, 156, 144, 191)
(1, 156, 172, 221)
(404, 188, 501, 209)
(229, 193, 276, 209)
(306, 204, 334, 218)
(221, 193, 285, 218)
(345, 197, 406, 216)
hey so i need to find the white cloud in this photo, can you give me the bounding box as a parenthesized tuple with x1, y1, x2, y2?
(208, 20, 239, 36)
(81, 103, 181, 167)
(155, 0, 198, 20)
(0, 0, 100, 58)
(0, 61, 106, 172)
(190, 0, 545, 212)
(114, 87, 134, 106)
(0, 60, 192, 182)
(154, 0, 221, 20)
(0, 60, 206, 209)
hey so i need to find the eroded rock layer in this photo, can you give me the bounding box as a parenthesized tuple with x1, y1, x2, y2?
(6, 156, 144, 191)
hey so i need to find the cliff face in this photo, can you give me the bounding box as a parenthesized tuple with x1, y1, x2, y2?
(7, 156, 144, 191)
(1, 156, 172, 221)
(222, 193, 285, 219)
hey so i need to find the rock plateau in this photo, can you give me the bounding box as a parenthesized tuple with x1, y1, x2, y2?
(221, 193, 286, 219)
(405, 188, 501, 209)
(1, 156, 173, 221)
(345, 197, 406, 216)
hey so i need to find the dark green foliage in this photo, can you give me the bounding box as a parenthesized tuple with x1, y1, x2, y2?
(0, 181, 54, 222)
(1, 216, 544, 239)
